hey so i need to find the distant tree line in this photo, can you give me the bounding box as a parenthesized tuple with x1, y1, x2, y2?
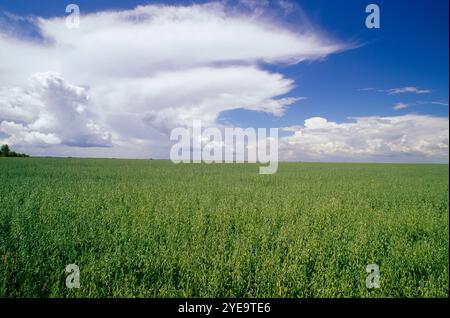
(0, 144, 29, 157)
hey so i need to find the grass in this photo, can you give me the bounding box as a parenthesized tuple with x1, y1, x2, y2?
(0, 157, 448, 297)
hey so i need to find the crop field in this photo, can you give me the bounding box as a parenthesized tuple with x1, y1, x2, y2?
(0, 158, 448, 297)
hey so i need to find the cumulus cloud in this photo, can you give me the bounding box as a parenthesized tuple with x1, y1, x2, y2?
(0, 72, 111, 148)
(0, 120, 60, 146)
(0, 2, 345, 155)
(95, 66, 302, 136)
(280, 115, 449, 162)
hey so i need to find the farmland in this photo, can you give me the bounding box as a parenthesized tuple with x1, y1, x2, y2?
(0, 158, 448, 297)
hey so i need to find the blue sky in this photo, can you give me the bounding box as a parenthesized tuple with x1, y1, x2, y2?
(226, 0, 449, 127)
(0, 0, 448, 162)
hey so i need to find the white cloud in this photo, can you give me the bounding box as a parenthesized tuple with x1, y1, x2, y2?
(392, 102, 408, 110)
(0, 2, 344, 155)
(0, 3, 344, 85)
(358, 87, 377, 91)
(387, 86, 431, 95)
(0, 72, 111, 148)
(360, 87, 433, 95)
(304, 117, 329, 128)
(281, 115, 449, 162)
(2, 3, 446, 163)
(95, 66, 300, 134)
(0, 120, 60, 146)
(431, 101, 449, 106)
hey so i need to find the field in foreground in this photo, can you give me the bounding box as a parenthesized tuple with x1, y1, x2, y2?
(0, 158, 448, 297)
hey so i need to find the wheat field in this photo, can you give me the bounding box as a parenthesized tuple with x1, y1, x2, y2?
(0, 158, 448, 297)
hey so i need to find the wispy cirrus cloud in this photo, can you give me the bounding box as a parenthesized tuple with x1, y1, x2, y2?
(431, 101, 449, 106)
(387, 86, 431, 95)
(406, 100, 449, 107)
(359, 86, 432, 95)
(392, 102, 408, 110)
(358, 87, 377, 91)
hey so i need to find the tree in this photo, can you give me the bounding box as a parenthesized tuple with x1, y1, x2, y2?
(0, 144, 10, 155)
(0, 144, 29, 157)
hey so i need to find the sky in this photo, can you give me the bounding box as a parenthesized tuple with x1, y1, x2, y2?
(0, 0, 448, 162)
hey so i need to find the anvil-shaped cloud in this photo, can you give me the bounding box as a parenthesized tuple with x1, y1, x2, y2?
(0, 2, 345, 156)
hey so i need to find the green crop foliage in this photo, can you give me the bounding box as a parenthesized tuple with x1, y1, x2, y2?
(0, 158, 448, 297)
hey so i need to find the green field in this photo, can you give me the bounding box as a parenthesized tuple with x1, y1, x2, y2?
(0, 158, 448, 297)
